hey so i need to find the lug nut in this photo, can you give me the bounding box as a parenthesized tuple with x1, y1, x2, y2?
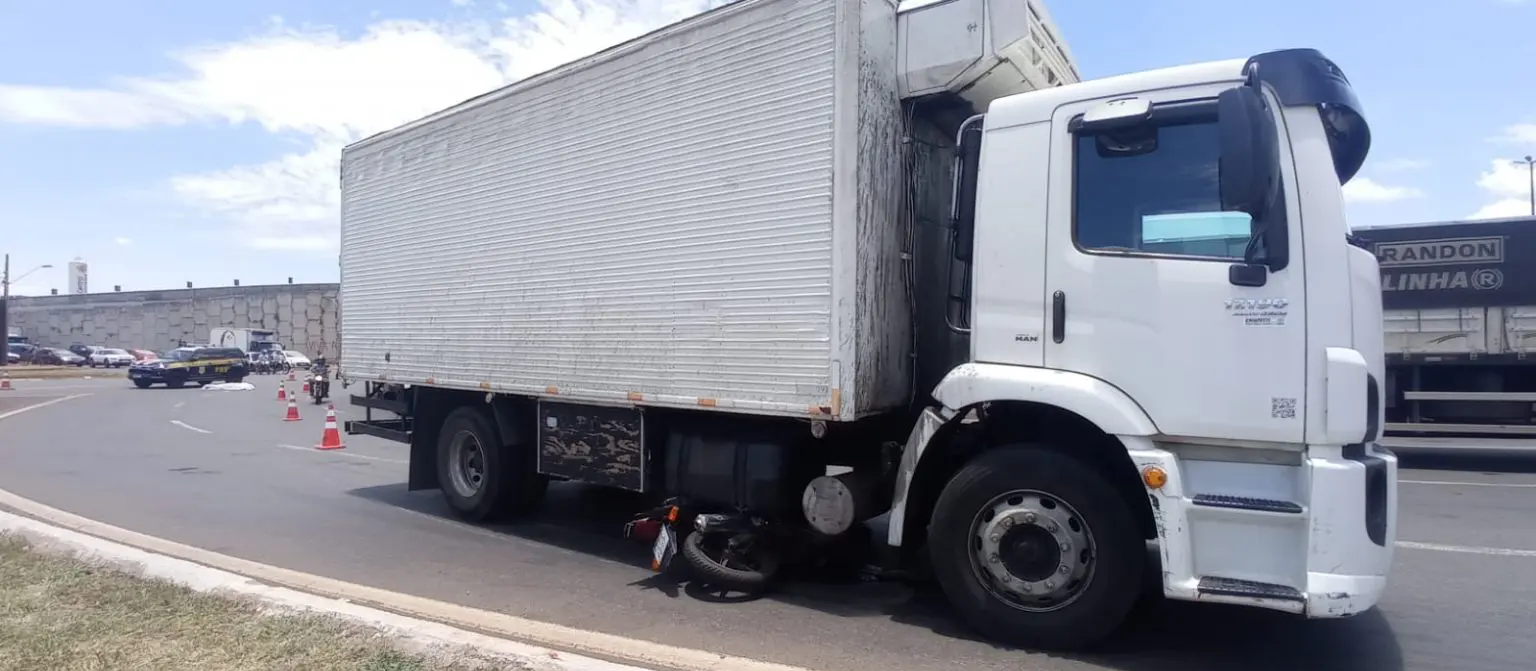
(1059, 542, 1070, 551)
(990, 534, 1000, 542)
(1045, 580, 1055, 589)
(999, 517, 1014, 528)
(1047, 521, 1059, 532)
(1059, 564, 1070, 574)
(990, 554, 1001, 564)
(1022, 512, 1036, 523)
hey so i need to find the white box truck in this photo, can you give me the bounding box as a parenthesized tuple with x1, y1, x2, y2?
(340, 0, 1396, 649)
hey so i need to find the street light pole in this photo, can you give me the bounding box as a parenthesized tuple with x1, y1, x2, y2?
(1517, 156, 1536, 217)
(1, 255, 55, 367)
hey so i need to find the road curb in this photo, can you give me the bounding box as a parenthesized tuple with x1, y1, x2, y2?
(0, 489, 816, 671)
(0, 509, 644, 671)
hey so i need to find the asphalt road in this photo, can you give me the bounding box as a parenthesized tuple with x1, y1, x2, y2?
(2, 376, 1534, 671)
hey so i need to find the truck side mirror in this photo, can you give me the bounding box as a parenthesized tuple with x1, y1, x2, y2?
(1216, 86, 1280, 221)
(1217, 84, 1286, 285)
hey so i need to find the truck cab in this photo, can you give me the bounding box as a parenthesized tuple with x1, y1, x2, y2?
(891, 48, 1394, 642)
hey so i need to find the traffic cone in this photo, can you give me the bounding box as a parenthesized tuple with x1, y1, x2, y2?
(282, 395, 301, 422)
(0, 372, 11, 391)
(277, 383, 287, 401)
(316, 405, 344, 450)
(287, 370, 296, 382)
(302, 378, 311, 394)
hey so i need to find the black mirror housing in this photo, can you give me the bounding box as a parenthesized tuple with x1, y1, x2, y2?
(1217, 86, 1280, 218)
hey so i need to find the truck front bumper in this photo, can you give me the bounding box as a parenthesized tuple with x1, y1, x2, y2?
(1125, 438, 1397, 618)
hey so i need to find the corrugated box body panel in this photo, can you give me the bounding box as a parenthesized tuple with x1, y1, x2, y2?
(340, 0, 910, 419)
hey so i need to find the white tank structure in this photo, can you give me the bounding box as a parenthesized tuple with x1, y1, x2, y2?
(67, 258, 87, 295)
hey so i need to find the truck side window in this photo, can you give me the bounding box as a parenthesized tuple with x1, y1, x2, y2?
(1073, 117, 1253, 260)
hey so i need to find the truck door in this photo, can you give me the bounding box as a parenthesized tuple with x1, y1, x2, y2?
(1042, 89, 1307, 444)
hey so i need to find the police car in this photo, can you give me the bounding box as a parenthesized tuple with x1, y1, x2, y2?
(128, 346, 249, 389)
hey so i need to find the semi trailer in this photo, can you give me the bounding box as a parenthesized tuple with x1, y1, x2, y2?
(339, 0, 1396, 650)
(1352, 216, 1536, 443)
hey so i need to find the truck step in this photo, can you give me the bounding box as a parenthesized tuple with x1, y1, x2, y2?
(1190, 494, 1303, 514)
(1197, 576, 1305, 602)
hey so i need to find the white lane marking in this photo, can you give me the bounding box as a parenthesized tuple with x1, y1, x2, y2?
(277, 444, 407, 464)
(0, 394, 92, 421)
(170, 420, 212, 434)
(173, 401, 186, 409)
(1401, 479, 1536, 488)
(1398, 540, 1536, 558)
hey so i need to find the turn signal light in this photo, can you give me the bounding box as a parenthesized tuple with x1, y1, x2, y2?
(1141, 465, 1168, 490)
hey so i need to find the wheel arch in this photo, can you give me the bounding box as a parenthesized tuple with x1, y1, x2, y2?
(895, 364, 1161, 553)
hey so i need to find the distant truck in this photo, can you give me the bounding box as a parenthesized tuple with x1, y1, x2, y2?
(337, 0, 1395, 650)
(1352, 216, 1536, 441)
(209, 327, 282, 356)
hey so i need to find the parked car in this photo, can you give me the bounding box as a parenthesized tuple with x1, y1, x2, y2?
(89, 348, 135, 367)
(6, 351, 18, 364)
(8, 343, 37, 363)
(34, 348, 86, 366)
(68, 344, 98, 360)
(283, 350, 312, 369)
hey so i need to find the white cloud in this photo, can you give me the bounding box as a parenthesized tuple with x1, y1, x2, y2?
(0, 0, 728, 250)
(1342, 177, 1424, 203)
(1372, 158, 1430, 172)
(1469, 158, 1535, 219)
(113, 237, 133, 246)
(1493, 123, 1536, 145)
(0, 85, 195, 128)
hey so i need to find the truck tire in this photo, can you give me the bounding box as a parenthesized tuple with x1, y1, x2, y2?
(436, 406, 546, 522)
(927, 445, 1144, 651)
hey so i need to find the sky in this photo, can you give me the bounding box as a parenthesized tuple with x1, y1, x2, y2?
(1, 0, 1533, 296)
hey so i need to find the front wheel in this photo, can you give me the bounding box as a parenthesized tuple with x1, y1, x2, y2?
(680, 529, 781, 593)
(133, 379, 153, 389)
(928, 446, 1145, 651)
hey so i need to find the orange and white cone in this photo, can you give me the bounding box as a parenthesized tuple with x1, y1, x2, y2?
(282, 395, 301, 422)
(316, 405, 344, 450)
(301, 378, 311, 394)
(287, 370, 296, 382)
(276, 383, 287, 402)
(0, 372, 11, 391)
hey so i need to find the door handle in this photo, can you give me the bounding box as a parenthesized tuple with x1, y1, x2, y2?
(1052, 290, 1066, 343)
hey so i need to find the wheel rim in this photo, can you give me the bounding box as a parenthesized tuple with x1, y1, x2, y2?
(697, 533, 768, 573)
(447, 430, 486, 498)
(968, 489, 1096, 613)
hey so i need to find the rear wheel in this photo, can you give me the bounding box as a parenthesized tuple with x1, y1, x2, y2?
(133, 379, 153, 389)
(928, 445, 1144, 651)
(435, 406, 547, 522)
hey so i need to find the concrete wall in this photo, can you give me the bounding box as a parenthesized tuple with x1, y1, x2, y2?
(8, 283, 341, 359)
